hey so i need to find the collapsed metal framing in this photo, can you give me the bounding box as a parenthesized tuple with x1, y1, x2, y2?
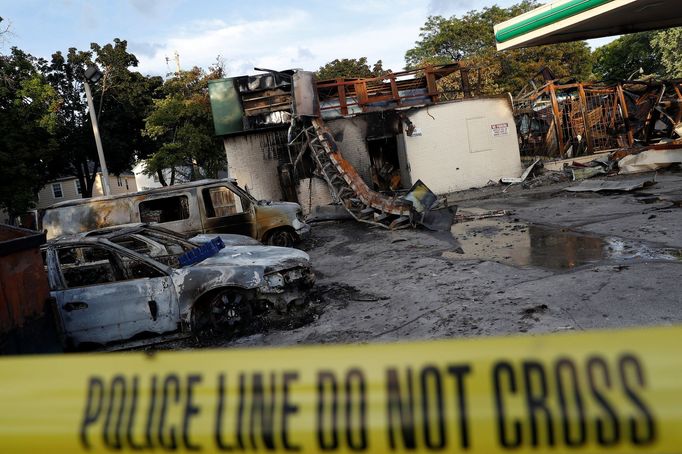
(316, 64, 480, 117)
(514, 79, 682, 158)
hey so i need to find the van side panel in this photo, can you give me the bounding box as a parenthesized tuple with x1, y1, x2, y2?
(41, 179, 292, 242)
(43, 199, 135, 239)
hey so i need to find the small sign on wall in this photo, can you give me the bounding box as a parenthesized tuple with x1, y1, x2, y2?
(491, 122, 509, 137)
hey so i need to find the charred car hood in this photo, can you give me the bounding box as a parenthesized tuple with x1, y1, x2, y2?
(193, 245, 310, 271)
(190, 233, 260, 246)
(170, 245, 312, 311)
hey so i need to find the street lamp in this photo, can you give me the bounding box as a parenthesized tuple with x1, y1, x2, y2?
(627, 67, 644, 81)
(83, 64, 111, 196)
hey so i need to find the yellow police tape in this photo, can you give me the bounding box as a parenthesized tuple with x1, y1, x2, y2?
(1, 326, 681, 453)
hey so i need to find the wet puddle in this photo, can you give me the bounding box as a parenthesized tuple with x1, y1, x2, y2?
(444, 212, 681, 270)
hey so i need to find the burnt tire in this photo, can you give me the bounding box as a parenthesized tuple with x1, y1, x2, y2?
(264, 228, 296, 248)
(193, 290, 252, 336)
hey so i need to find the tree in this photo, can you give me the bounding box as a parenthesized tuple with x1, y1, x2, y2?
(316, 57, 387, 80)
(90, 40, 163, 175)
(142, 65, 226, 185)
(0, 47, 59, 216)
(592, 32, 662, 80)
(404, 1, 593, 94)
(651, 27, 682, 79)
(591, 27, 682, 81)
(45, 39, 161, 197)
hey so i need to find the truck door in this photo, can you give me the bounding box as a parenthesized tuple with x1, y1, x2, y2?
(199, 185, 255, 237)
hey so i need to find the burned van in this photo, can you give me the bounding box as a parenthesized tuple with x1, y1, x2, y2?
(42, 179, 309, 247)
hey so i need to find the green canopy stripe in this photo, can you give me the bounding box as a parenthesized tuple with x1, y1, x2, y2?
(495, 0, 613, 43)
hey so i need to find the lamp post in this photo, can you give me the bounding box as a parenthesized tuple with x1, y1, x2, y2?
(83, 64, 111, 196)
(627, 67, 644, 81)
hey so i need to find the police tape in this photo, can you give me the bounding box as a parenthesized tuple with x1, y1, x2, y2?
(1, 326, 681, 453)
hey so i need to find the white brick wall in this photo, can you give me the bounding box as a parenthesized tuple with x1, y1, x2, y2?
(325, 117, 373, 185)
(296, 177, 333, 216)
(223, 132, 284, 201)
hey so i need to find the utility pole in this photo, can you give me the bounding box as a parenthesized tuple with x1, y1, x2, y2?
(83, 65, 111, 196)
(174, 50, 181, 73)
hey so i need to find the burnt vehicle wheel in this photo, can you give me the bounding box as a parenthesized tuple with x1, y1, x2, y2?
(193, 290, 252, 334)
(265, 228, 296, 248)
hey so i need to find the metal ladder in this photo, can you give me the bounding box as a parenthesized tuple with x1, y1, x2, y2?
(302, 118, 414, 229)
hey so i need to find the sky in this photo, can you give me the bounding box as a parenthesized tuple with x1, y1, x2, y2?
(0, 0, 615, 78)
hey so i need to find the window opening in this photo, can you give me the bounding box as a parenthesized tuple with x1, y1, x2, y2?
(58, 246, 118, 288)
(202, 186, 243, 218)
(139, 196, 190, 223)
(367, 136, 401, 191)
(52, 183, 63, 198)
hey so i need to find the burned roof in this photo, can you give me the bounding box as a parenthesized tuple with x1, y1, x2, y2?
(46, 223, 165, 244)
(208, 63, 481, 135)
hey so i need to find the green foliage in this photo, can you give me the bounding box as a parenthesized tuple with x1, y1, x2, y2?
(404, 0, 593, 94)
(142, 67, 226, 184)
(316, 57, 387, 80)
(0, 36, 224, 212)
(592, 32, 662, 80)
(0, 48, 59, 216)
(591, 27, 682, 81)
(651, 27, 682, 79)
(45, 39, 161, 196)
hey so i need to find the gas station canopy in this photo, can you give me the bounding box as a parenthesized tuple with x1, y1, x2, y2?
(494, 0, 682, 51)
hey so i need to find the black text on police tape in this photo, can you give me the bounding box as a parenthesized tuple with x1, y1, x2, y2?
(79, 353, 655, 451)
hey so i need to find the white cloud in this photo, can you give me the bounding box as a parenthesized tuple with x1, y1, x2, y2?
(129, 0, 162, 16)
(137, 10, 309, 75)
(428, 0, 528, 16)
(128, 0, 183, 18)
(136, 5, 428, 77)
(428, 0, 476, 15)
(129, 41, 164, 59)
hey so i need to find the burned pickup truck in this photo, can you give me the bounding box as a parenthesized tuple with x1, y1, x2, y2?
(42, 179, 309, 247)
(43, 224, 314, 349)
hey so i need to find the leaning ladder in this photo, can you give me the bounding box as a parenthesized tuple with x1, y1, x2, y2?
(302, 118, 414, 229)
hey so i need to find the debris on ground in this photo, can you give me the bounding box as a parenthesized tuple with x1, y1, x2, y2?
(521, 170, 570, 189)
(508, 141, 681, 192)
(570, 166, 607, 180)
(500, 158, 541, 184)
(618, 146, 682, 174)
(563, 177, 657, 193)
(454, 209, 512, 222)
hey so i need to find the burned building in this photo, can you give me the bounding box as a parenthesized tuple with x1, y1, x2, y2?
(208, 64, 522, 223)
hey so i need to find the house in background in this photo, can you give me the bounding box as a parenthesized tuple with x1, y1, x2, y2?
(35, 172, 138, 211)
(132, 161, 230, 193)
(132, 162, 163, 191)
(208, 64, 522, 215)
